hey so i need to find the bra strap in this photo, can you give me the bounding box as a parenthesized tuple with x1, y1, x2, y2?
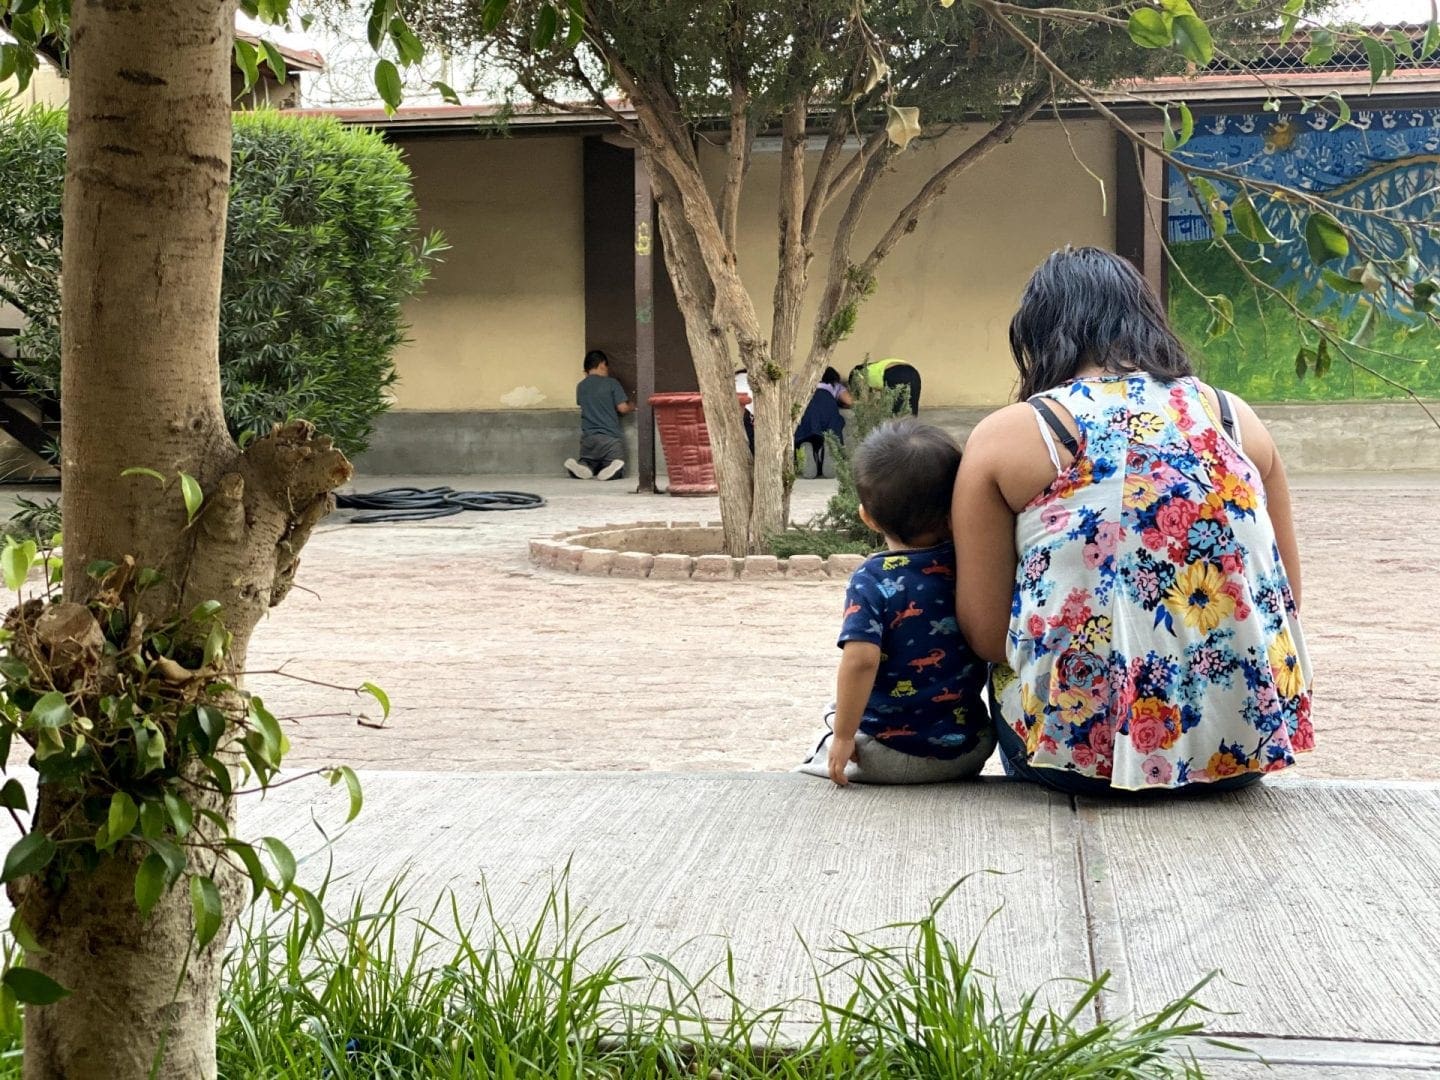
(1027, 397, 1081, 458)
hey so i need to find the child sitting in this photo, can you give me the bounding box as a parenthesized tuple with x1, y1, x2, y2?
(796, 419, 994, 786)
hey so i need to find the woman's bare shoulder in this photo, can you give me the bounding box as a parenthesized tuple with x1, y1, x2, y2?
(964, 402, 1036, 454)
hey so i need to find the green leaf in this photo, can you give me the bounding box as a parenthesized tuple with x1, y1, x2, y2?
(2, 832, 55, 884)
(146, 837, 187, 884)
(2, 967, 69, 1005)
(178, 473, 203, 524)
(139, 799, 167, 840)
(85, 559, 117, 581)
(432, 80, 461, 105)
(1171, 15, 1212, 64)
(565, 0, 585, 46)
(1315, 338, 1333, 377)
(224, 840, 268, 903)
(1190, 176, 1228, 238)
(531, 3, 558, 49)
(190, 875, 224, 949)
(1304, 212, 1349, 264)
(29, 691, 72, 730)
(1295, 346, 1315, 379)
(9, 912, 45, 957)
(1424, 12, 1439, 60)
(261, 837, 297, 891)
(1127, 7, 1172, 49)
(481, 0, 508, 33)
(190, 600, 222, 623)
(234, 39, 260, 94)
(1205, 295, 1234, 341)
(1174, 102, 1194, 150)
(1329, 93, 1352, 131)
(164, 793, 194, 838)
(291, 884, 325, 945)
(136, 567, 164, 591)
(330, 765, 364, 822)
(390, 18, 424, 66)
(260, 40, 288, 83)
(1303, 29, 1336, 66)
(201, 755, 233, 799)
(1413, 278, 1438, 311)
(0, 780, 27, 813)
(1363, 37, 1396, 88)
(194, 705, 227, 755)
(360, 682, 391, 720)
(106, 792, 139, 848)
(1231, 191, 1277, 245)
(375, 59, 403, 114)
(1322, 269, 1366, 294)
(1278, 0, 1304, 45)
(135, 853, 168, 915)
(120, 466, 167, 484)
(2, 539, 34, 592)
(203, 619, 230, 668)
(250, 698, 283, 764)
(0, 44, 17, 84)
(366, 0, 397, 50)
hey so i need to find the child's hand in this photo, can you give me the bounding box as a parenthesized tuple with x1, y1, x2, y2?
(828, 735, 858, 786)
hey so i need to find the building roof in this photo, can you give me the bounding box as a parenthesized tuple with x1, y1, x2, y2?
(294, 26, 1440, 133)
(236, 31, 325, 74)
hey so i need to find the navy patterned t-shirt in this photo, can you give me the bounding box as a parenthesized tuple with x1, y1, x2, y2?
(837, 542, 990, 759)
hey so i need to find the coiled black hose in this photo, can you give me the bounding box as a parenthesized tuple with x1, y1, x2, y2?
(335, 486, 546, 524)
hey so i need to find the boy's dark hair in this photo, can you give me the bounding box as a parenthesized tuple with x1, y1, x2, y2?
(1009, 246, 1191, 401)
(583, 349, 610, 372)
(852, 419, 961, 546)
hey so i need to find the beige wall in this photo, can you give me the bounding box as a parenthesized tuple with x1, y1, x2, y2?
(709, 120, 1115, 406)
(0, 64, 68, 108)
(387, 119, 1113, 413)
(391, 135, 586, 411)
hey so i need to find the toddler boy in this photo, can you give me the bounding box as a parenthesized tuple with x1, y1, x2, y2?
(797, 419, 994, 785)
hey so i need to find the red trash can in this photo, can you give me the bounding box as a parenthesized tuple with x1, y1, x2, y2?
(649, 392, 746, 496)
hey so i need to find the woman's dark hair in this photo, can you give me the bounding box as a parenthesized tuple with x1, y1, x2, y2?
(584, 349, 610, 372)
(820, 366, 843, 387)
(853, 419, 961, 547)
(1009, 246, 1191, 400)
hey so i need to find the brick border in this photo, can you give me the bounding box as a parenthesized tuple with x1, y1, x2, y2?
(529, 523, 865, 581)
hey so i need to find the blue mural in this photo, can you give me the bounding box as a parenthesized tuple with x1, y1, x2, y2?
(1165, 107, 1440, 401)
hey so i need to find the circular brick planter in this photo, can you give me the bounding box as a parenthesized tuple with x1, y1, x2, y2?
(528, 522, 865, 581)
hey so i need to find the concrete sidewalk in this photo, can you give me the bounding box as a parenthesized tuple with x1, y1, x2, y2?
(246, 771, 1440, 1078)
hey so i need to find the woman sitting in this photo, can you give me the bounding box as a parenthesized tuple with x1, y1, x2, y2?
(952, 247, 1313, 794)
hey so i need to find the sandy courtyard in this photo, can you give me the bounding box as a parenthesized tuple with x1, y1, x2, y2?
(248, 473, 1438, 781)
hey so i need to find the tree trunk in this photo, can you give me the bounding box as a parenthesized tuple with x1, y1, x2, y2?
(14, 0, 351, 1074)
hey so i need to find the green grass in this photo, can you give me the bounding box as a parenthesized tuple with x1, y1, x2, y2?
(0, 874, 1232, 1077)
(1169, 240, 1440, 402)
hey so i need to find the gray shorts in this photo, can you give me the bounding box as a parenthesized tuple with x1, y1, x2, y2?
(578, 432, 624, 470)
(795, 710, 996, 785)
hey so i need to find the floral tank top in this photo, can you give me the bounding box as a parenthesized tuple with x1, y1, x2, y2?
(992, 373, 1314, 790)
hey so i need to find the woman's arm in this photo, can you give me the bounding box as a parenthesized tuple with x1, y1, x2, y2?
(1230, 394, 1302, 610)
(952, 413, 1025, 662)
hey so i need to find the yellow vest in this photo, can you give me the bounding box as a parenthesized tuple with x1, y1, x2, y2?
(857, 358, 908, 389)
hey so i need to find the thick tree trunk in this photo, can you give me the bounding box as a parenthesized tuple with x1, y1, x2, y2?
(13, 0, 351, 1075)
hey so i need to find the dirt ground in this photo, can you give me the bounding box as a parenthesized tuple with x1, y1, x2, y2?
(245, 473, 1439, 781)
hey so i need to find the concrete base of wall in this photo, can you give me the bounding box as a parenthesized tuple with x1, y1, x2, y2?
(355, 401, 1440, 477)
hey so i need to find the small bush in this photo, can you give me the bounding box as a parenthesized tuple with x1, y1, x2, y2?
(2, 496, 60, 543)
(771, 382, 909, 557)
(0, 105, 444, 458)
(769, 528, 874, 559)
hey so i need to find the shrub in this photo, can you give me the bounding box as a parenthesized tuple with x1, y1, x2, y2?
(770, 382, 909, 558)
(0, 105, 444, 457)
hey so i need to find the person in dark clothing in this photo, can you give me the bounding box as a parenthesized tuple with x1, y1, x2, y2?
(566, 350, 634, 480)
(794, 367, 853, 479)
(848, 358, 922, 416)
